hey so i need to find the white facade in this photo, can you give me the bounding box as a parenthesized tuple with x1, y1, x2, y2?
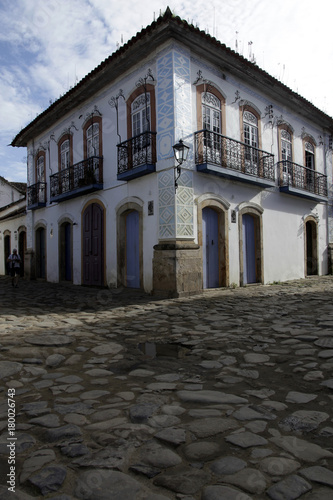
(0, 177, 26, 275)
(11, 10, 333, 294)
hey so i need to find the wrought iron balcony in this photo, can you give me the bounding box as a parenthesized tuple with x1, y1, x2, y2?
(27, 182, 47, 210)
(278, 160, 327, 201)
(117, 131, 157, 181)
(50, 156, 103, 203)
(195, 129, 275, 187)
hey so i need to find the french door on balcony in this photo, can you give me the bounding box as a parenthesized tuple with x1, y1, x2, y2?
(131, 93, 151, 165)
(243, 111, 259, 175)
(82, 203, 104, 286)
(202, 92, 222, 163)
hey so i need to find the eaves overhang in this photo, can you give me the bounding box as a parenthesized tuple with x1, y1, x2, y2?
(11, 7, 333, 148)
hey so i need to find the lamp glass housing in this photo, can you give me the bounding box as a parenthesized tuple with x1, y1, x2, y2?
(173, 139, 189, 165)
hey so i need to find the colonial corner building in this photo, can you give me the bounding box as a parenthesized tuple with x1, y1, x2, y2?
(8, 8, 333, 296)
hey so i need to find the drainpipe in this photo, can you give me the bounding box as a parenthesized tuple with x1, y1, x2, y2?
(324, 132, 332, 273)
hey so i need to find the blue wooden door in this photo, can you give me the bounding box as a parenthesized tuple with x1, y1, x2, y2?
(202, 207, 219, 288)
(126, 210, 140, 288)
(243, 214, 256, 284)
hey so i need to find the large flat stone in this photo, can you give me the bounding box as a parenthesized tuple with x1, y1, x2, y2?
(177, 390, 248, 405)
(0, 361, 23, 379)
(270, 435, 333, 462)
(75, 469, 148, 499)
(299, 466, 333, 487)
(225, 431, 268, 448)
(25, 335, 74, 346)
(266, 474, 311, 500)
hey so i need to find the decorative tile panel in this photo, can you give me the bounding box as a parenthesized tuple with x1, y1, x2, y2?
(158, 170, 175, 239)
(157, 52, 175, 161)
(157, 48, 194, 240)
(176, 171, 194, 238)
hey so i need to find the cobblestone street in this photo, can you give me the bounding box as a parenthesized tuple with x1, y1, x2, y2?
(1, 276, 333, 499)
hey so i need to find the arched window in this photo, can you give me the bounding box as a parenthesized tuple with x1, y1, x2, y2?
(279, 126, 293, 183)
(202, 92, 221, 135)
(243, 110, 258, 149)
(60, 139, 70, 169)
(58, 134, 72, 171)
(303, 137, 316, 191)
(132, 93, 151, 137)
(242, 108, 260, 173)
(82, 116, 103, 184)
(36, 151, 45, 183)
(83, 116, 102, 159)
(305, 141, 315, 170)
(195, 85, 225, 165)
(125, 85, 156, 169)
(87, 123, 100, 157)
(281, 129, 292, 162)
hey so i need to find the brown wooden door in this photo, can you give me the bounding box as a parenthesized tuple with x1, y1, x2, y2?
(83, 203, 104, 286)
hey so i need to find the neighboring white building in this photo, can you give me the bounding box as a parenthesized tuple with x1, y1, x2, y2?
(10, 8, 333, 295)
(0, 176, 26, 275)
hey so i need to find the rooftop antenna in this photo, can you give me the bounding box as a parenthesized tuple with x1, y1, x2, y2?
(248, 41, 253, 60)
(235, 31, 239, 53)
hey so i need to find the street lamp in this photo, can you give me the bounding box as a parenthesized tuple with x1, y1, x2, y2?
(173, 139, 189, 191)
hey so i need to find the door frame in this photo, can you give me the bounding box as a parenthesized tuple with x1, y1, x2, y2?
(18, 227, 26, 277)
(197, 195, 229, 288)
(238, 203, 264, 286)
(117, 200, 143, 289)
(304, 216, 318, 276)
(59, 218, 73, 282)
(81, 199, 106, 286)
(4, 231, 11, 275)
(35, 224, 47, 279)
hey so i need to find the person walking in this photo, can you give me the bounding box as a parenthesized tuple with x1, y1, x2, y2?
(7, 248, 22, 288)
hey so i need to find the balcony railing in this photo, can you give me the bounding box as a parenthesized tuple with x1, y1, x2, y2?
(27, 182, 46, 209)
(195, 129, 275, 184)
(117, 131, 157, 180)
(50, 156, 103, 202)
(278, 160, 327, 199)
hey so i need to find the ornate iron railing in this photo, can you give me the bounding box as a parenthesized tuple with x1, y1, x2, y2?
(195, 129, 275, 181)
(50, 156, 103, 199)
(278, 160, 327, 197)
(117, 131, 157, 174)
(27, 182, 46, 208)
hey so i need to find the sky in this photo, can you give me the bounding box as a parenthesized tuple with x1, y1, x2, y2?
(1, 0, 333, 183)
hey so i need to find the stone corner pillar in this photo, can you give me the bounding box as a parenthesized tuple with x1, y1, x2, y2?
(24, 249, 35, 280)
(153, 241, 202, 297)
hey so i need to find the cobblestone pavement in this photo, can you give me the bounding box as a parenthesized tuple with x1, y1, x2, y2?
(1, 276, 333, 499)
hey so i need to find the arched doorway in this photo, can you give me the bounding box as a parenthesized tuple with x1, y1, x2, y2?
(202, 207, 219, 288)
(4, 233, 11, 275)
(36, 227, 46, 279)
(239, 204, 263, 286)
(305, 218, 318, 276)
(197, 195, 229, 289)
(18, 230, 26, 277)
(59, 222, 72, 282)
(242, 214, 257, 284)
(125, 210, 140, 288)
(117, 201, 143, 289)
(82, 202, 104, 286)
